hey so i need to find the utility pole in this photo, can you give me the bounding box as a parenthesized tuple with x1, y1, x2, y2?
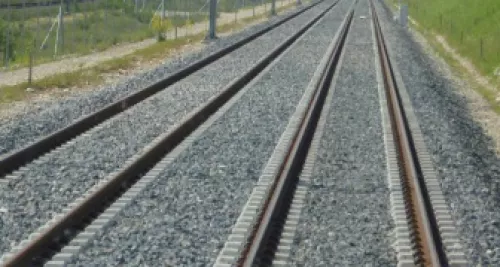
(253, 0, 255, 17)
(65, 0, 70, 13)
(161, 0, 165, 23)
(60, 0, 64, 52)
(5, 0, 11, 67)
(55, 5, 63, 56)
(207, 0, 217, 39)
(271, 0, 276, 16)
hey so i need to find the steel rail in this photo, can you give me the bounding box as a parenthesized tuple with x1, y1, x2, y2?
(0, 2, 341, 265)
(237, 6, 354, 267)
(0, 0, 326, 178)
(370, 0, 447, 266)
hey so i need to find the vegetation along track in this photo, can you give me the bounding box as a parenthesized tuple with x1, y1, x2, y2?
(0, 1, 341, 265)
(371, 0, 466, 266)
(214, 1, 355, 266)
(0, 0, 94, 9)
(0, 0, 324, 179)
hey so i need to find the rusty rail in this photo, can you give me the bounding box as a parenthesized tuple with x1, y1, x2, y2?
(236, 6, 354, 266)
(0, 0, 326, 178)
(0, 2, 339, 265)
(370, 1, 447, 266)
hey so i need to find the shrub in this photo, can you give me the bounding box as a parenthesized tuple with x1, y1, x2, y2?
(151, 15, 173, 33)
(0, 19, 30, 62)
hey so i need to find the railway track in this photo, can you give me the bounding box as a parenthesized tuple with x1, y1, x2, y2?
(371, 1, 444, 265)
(0, 0, 324, 179)
(214, 0, 467, 266)
(214, 1, 355, 265)
(0, 0, 468, 266)
(370, 0, 466, 265)
(0, 1, 343, 266)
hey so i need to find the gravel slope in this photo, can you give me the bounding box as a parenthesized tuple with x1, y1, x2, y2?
(0, 5, 304, 156)
(0, 2, 333, 256)
(67, 2, 352, 266)
(288, 1, 397, 265)
(375, 0, 500, 265)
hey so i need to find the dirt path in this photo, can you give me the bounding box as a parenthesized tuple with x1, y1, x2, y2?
(0, 0, 294, 87)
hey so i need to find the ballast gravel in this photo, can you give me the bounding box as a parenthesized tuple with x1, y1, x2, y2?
(288, 1, 397, 266)
(0, 2, 333, 256)
(0, 5, 304, 156)
(68, 2, 351, 266)
(375, 0, 500, 265)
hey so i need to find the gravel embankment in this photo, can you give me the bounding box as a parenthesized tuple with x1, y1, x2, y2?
(288, 1, 397, 265)
(67, 2, 352, 266)
(375, 0, 500, 265)
(0, 4, 305, 156)
(0, 2, 334, 256)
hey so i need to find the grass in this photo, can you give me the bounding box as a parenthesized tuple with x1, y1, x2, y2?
(0, 0, 209, 68)
(404, 0, 499, 75)
(387, 0, 500, 114)
(0, 0, 297, 69)
(1, 1, 89, 22)
(218, 0, 297, 32)
(0, 1, 298, 104)
(422, 30, 500, 114)
(0, 0, 207, 21)
(217, 0, 272, 12)
(0, 34, 203, 103)
(1, 8, 206, 69)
